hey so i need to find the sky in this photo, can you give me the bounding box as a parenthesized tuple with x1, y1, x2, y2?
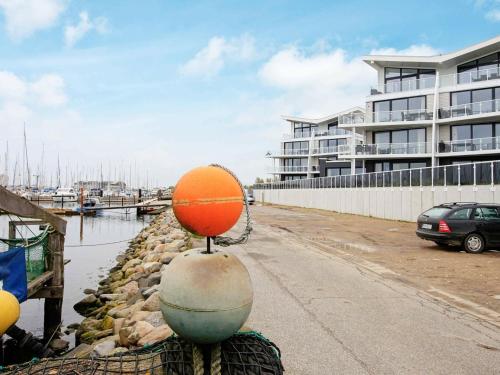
(0, 0, 499, 187)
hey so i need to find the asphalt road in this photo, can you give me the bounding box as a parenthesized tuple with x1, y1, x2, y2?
(230, 205, 500, 375)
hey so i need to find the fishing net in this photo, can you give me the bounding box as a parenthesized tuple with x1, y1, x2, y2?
(1, 332, 284, 375)
(0, 228, 49, 282)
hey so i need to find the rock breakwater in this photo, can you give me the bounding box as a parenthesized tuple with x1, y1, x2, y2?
(69, 210, 191, 358)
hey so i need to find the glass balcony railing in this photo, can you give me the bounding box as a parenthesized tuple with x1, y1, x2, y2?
(268, 149, 309, 157)
(311, 146, 342, 155)
(339, 142, 429, 156)
(371, 109, 433, 123)
(440, 66, 500, 87)
(439, 99, 500, 119)
(269, 166, 309, 173)
(439, 136, 500, 153)
(370, 76, 436, 95)
(338, 113, 365, 125)
(282, 128, 353, 140)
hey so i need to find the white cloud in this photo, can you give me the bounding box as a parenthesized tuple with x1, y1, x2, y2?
(30, 74, 67, 106)
(0, 0, 65, 40)
(485, 8, 500, 21)
(0, 71, 27, 99)
(259, 45, 375, 116)
(180, 34, 256, 77)
(370, 44, 440, 56)
(64, 11, 108, 47)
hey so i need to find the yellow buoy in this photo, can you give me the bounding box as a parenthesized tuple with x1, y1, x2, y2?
(0, 290, 20, 335)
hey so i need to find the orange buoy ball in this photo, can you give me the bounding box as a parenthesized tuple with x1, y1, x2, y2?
(172, 166, 243, 237)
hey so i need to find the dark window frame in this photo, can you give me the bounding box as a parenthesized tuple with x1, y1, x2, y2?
(373, 95, 427, 115)
(450, 86, 499, 106)
(450, 122, 500, 141)
(457, 52, 500, 74)
(384, 67, 436, 85)
(372, 127, 427, 144)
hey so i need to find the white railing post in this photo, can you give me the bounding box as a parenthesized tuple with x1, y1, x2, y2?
(491, 162, 494, 188)
(420, 168, 423, 188)
(473, 163, 477, 187)
(444, 166, 447, 188)
(409, 169, 412, 188)
(458, 165, 461, 187)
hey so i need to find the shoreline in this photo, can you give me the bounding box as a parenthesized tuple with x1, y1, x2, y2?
(66, 209, 190, 357)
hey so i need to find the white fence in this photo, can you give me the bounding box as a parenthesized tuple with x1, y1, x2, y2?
(254, 161, 500, 222)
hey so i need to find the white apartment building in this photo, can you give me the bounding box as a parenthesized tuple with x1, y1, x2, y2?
(338, 35, 500, 172)
(267, 108, 365, 180)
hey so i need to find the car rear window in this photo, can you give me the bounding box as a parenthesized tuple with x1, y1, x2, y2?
(448, 208, 473, 220)
(422, 207, 450, 218)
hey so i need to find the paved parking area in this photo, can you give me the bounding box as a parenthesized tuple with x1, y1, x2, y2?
(226, 205, 500, 374)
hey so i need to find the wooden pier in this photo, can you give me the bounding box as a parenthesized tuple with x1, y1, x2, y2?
(0, 186, 66, 342)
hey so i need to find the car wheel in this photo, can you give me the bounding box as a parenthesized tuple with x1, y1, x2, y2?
(463, 233, 485, 254)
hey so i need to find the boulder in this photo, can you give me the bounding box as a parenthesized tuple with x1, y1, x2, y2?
(121, 258, 141, 272)
(74, 294, 101, 315)
(50, 338, 69, 351)
(101, 315, 114, 330)
(143, 311, 166, 328)
(145, 272, 161, 287)
(100, 293, 126, 302)
(116, 281, 139, 298)
(83, 288, 96, 295)
(127, 310, 152, 325)
(143, 262, 161, 274)
(79, 318, 102, 332)
(143, 253, 161, 263)
(91, 337, 116, 357)
(127, 321, 154, 346)
(115, 301, 145, 319)
(159, 252, 178, 264)
(113, 318, 126, 335)
(137, 325, 173, 346)
(141, 284, 159, 299)
(118, 326, 133, 347)
(142, 291, 160, 312)
(69, 343, 93, 359)
(108, 347, 129, 356)
(164, 240, 184, 252)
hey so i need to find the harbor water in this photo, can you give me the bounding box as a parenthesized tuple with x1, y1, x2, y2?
(0, 202, 152, 345)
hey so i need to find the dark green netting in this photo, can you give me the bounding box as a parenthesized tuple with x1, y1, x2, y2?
(0, 228, 49, 282)
(1, 332, 284, 375)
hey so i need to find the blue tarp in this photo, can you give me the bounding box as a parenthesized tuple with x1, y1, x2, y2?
(0, 247, 28, 302)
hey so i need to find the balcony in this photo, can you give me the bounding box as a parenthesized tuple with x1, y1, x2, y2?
(268, 165, 319, 174)
(439, 99, 500, 120)
(440, 66, 500, 87)
(269, 166, 308, 173)
(282, 128, 353, 140)
(338, 142, 429, 156)
(370, 109, 433, 123)
(339, 113, 365, 125)
(267, 149, 309, 157)
(311, 146, 341, 155)
(438, 136, 500, 154)
(370, 76, 436, 95)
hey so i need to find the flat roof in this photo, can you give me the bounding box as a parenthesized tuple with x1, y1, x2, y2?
(363, 35, 500, 69)
(282, 106, 364, 124)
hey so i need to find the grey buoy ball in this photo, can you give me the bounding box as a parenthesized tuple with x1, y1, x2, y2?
(159, 247, 253, 344)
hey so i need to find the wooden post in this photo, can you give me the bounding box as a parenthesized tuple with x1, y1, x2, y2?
(8, 221, 16, 240)
(43, 231, 64, 342)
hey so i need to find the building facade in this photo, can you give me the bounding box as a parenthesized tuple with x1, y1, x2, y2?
(337, 36, 500, 172)
(267, 108, 365, 181)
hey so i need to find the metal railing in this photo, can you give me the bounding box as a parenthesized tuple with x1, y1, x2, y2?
(268, 166, 309, 173)
(439, 136, 500, 153)
(338, 141, 429, 156)
(256, 160, 500, 190)
(268, 148, 310, 157)
(311, 145, 342, 155)
(440, 66, 500, 86)
(339, 113, 365, 125)
(282, 128, 353, 139)
(371, 109, 433, 123)
(371, 76, 436, 95)
(439, 99, 500, 119)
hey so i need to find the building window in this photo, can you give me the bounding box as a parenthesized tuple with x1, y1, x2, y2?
(375, 161, 428, 172)
(283, 175, 306, 181)
(451, 123, 497, 140)
(283, 158, 308, 167)
(326, 167, 351, 176)
(327, 121, 347, 135)
(373, 128, 426, 144)
(448, 86, 499, 116)
(283, 141, 309, 155)
(373, 96, 427, 122)
(457, 52, 500, 84)
(318, 138, 346, 152)
(384, 67, 436, 92)
(293, 122, 318, 138)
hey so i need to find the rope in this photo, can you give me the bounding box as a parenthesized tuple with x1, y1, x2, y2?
(192, 344, 204, 375)
(210, 343, 222, 375)
(64, 237, 136, 247)
(210, 164, 253, 247)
